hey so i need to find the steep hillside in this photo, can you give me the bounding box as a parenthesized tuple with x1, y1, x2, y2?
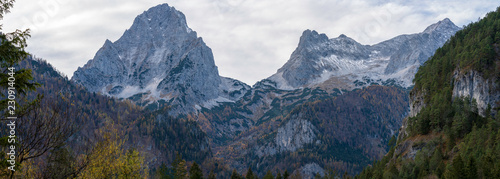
(357, 7, 500, 179)
(0, 58, 213, 177)
(211, 86, 409, 177)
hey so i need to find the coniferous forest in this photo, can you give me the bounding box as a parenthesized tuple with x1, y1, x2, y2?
(357, 7, 500, 179)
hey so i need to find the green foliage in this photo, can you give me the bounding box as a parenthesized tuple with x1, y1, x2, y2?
(231, 169, 244, 179)
(357, 6, 500, 178)
(283, 169, 290, 179)
(189, 162, 203, 179)
(207, 170, 216, 179)
(246, 167, 255, 179)
(387, 135, 396, 148)
(263, 170, 274, 179)
(429, 147, 443, 173)
(410, 6, 500, 137)
(155, 163, 174, 179)
(173, 153, 188, 179)
(276, 170, 283, 179)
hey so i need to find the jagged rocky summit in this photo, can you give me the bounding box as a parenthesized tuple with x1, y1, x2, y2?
(72, 4, 249, 114)
(266, 18, 461, 90)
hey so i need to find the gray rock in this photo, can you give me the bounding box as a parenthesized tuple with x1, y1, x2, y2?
(277, 30, 371, 88)
(255, 116, 318, 157)
(452, 70, 500, 117)
(296, 163, 325, 179)
(383, 18, 461, 74)
(268, 18, 460, 89)
(72, 4, 248, 114)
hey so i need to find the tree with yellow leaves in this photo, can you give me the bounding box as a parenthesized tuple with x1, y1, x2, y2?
(77, 123, 148, 178)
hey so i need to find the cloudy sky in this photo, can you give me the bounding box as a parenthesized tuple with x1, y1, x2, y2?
(2, 0, 498, 85)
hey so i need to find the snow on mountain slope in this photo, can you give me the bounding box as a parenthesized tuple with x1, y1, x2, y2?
(72, 4, 249, 114)
(266, 18, 460, 90)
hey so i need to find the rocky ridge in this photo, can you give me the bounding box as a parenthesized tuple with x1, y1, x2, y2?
(266, 18, 461, 91)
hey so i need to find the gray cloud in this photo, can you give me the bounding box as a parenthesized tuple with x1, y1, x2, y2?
(2, 0, 498, 85)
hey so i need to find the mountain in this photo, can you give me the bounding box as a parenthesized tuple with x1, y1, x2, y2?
(195, 19, 459, 144)
(357, 7, 500, 178)
(69, 3, 469, 177)
(7, 57, 213, 177)
(72, 4, 250, 114)
(267, 18, 460, 90)
(193, 19, 459, 176)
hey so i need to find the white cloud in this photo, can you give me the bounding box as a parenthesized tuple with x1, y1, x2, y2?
(1, 0, 498, 85)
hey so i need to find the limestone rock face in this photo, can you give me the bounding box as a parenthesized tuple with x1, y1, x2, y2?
(255, 116, 318, 157)
(452, 70, 500, 117)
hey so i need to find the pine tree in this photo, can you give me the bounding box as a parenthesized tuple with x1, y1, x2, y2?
(283, 170, 290, 179)
(452, 155, 465, 177)
(429, 148, 443, 172)
(263, 170, 274, 179)
(189, 162, 203, 179)
(207, 170, 216, 179)
(276, 170, 283, 179)
(173, 153, 188, 179)
(231, 169, 243, 179)
(246, 167, 255, 179)
(156, 163, 173, 179)
(465, 157, 477, 179)
(0, 0, 37, 117)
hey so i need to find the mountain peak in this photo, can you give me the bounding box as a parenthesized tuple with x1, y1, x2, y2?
(423, 18, 460, 34)
(72, 3, 248, 114)
(118, 3, 195, 45)
(298, 29, 329, 48)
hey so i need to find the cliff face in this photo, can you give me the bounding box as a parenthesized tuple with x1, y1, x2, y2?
(72, 4, 249, 114)
(394, 60, 500, 163)
(397, 90, 426, 141)
(255, 117, 318, 157)
(395, 69, 500, 159)
(452, 70, 500, 117)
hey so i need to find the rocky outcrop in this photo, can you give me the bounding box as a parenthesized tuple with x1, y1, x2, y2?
(409, 90, 426, 118)
(452, 70, 500, 117)
(255, 117, 318, 157)
(395, 70, 499, 158)
(275, 118, 317, 152)
(295, 163, 325, 179)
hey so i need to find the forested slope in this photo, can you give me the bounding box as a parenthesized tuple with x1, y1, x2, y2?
(357, 7, 500, 179)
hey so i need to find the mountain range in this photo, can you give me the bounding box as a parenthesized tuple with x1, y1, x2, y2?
(72, 4, 460, 115)
(63, 3, 470, 177)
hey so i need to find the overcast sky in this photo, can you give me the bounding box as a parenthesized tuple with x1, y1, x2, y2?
(2, 0, 498, 85)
